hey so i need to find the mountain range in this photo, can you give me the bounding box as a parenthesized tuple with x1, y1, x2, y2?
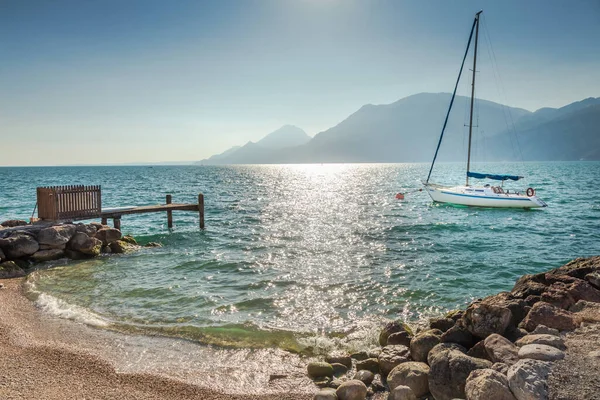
(197, 93, 600, 164)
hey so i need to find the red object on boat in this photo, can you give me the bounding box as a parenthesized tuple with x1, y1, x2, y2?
(395, 193, 405, 200)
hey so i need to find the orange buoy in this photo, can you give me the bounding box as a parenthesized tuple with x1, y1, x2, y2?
(395, 193, 405, 200)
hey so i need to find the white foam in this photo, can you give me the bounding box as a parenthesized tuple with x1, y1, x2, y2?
(34, 292, 110, 328)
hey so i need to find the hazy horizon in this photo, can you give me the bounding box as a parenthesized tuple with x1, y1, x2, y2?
(2, 0, 599, 166)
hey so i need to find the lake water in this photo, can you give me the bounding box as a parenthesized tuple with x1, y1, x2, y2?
(2, 162, 599, 354)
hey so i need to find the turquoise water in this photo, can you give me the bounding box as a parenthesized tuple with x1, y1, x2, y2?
(2, 162, 599, 353)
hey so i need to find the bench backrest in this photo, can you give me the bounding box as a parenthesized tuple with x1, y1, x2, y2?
(37, 185, 102, 221)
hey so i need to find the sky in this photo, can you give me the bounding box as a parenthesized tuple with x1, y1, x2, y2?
(1, 0, 599, 166)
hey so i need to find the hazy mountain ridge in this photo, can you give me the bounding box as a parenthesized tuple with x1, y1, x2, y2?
(198, 93, 600, 164)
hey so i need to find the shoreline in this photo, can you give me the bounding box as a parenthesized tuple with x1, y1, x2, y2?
(0, 278, 314, 400)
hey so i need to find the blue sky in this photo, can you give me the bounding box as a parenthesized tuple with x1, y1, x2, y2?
(1, 0, 599, 165)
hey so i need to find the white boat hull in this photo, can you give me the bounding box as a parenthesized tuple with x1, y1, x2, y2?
(424, 184, 547, 209)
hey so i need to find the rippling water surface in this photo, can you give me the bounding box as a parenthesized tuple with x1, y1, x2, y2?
(1, 162, 599, 353)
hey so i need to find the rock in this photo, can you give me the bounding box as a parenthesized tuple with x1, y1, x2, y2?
(441, 324, 475, 348)
(353, 370, 374, 386)
(570, 299, 600, 323)
(427, 343, 467, 366)
(36, 225, 75, 248)
(67, 232, 102, 256)
(465, 368, 517, 400)
(520, 302, 579, 332)
(484, 334, 519, 365)
(331, 363, 348, 376)
(531, 325, 559, 336)
(367, 348, 381, 358)
(388, 385, 417, 400)
(145, 242, 162, 248)
(89, 222, 108, 230)
(0, 219, 28, 227)
(95, 228, 122, 245)
(378, 345, 411, 377)
(75, 223, 97, 237)
(335, 380, 367, 400)
(314, 376, 332, 388)
(428, 347, 492, 400)
(379, 320, 412, 346)
(30, 249, 65, 262)
(0, 233, 39, 259)
(121, 235, 138, 245)
(548, 256, 600, 280)
(370, 375, 386, 392)
(308, 362, 334, 379)
(0, 261, 26, 279)
(387, 331, 412, 346)
(585, 272, 600, 289)
(63, 249, 94, 260)
(462, 294, 514, 339)
(355, 358, 379, 374)
(39, 243, 66, 250)
(430, 317, 456, 332)
(108, 240, 137, 254)
(446, 309, 464, 321)
(515, 334, 566, 350)
(102, 245, 112, 254)
(314, 388, 338, 400)
(0, 247, 4, 262)
(491, 362, 510, 375)
(466, 340, 490, 361)
(410, 330, 441, 362)
(518, 344, 565, 361)
(507, 359, 551, 400)
(326, 354, 352, 370)
(387, 361, 430, 397)
(504, 326, 529, 343)
(0, 283, 4, 289)
(587, 350, 600, 359)
(329, 379, 344, 389)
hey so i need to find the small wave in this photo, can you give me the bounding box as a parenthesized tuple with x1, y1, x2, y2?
(26, 278, 110, 327)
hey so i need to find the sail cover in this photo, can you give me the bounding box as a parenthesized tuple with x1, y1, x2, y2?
(467, 172, 523, 181)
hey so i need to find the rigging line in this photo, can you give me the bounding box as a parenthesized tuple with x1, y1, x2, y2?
(426, 16, 478, 183)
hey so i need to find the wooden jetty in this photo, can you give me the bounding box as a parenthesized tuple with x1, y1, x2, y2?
(36, 185, 204, 229)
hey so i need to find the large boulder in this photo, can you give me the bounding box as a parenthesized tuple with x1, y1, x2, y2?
(585, 272, 600, 289)
(387, 331, 412, 347)
(308, 362, 334, 379)
(428, 346, 492, 400)
(0, 233, 39, 259)
(36, 225, 75, 248)
(379, 320, 412, 346)
(507, 359, 551, 400)
(520, 302, 579, 332)
(518, 344, 565, 361)
(484, 334, 519, 365)
(335, 380, 367, 400)
(427, 343, 467, 366)
(95, 228, 122, 245)
(75, 223, 97, 237)
(378, 345, 411, 377)
(30, 249, 65, 263)
(67, 232, 102, 256)
(515, 334, 565, 350)
(387, 361, 430, 397)
(466, 341, 491, 361)
(0, 261, 26, 279)
(462, 293, 526, 339)
(441, 324, 475, 348)
(511, 273, 549, 299)
(465, 369, 517, 400)
(388, 385, 417, 400)
(410, 330, 441, 362)
(430, 317, 456, 333)
(547, 256, 600, 280)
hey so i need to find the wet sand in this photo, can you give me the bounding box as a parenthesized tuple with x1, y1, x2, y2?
(0, 278, 313, 400)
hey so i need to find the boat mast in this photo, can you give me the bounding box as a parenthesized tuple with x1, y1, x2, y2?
(466, 10, 482, 186)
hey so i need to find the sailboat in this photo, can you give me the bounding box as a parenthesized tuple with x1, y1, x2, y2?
(423, 11, 547, 209)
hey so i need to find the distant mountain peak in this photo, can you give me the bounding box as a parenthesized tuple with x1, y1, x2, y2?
(256, 125, 311, 149)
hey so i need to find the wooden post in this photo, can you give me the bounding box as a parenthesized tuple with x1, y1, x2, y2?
(166, 194, 173, 229)
(198, 193, 205, 229)
(101, 217, 108, 225)
(113, 217, 121, 230)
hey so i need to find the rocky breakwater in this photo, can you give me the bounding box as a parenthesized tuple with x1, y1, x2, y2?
(307, 256, 600, 400)
(0, 219, 154, 279)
